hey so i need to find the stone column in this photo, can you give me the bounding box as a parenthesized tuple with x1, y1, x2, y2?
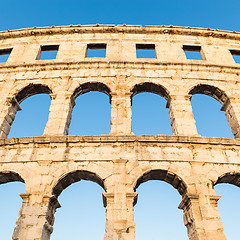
(13, 193, 60, 240)
(110, 92, 132, 135)
(103, 159, 137, 240)
(179, 163, 226, 240)
(0, 96, 21, 138)
(221, 97, 240, 138)
(0, 79, 18, 138)
(179, 192, 226, 240)
(168, 94, 198, 136)
(103, 192, 137, 240)
(43, 93, 73, 136)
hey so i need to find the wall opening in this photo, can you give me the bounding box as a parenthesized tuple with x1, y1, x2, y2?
(134, 170, 187, 240)
(230, 50, 240, 64)
(214, 173, 240, 240)
(131, 83, 171, 135)
(0, 172, 25, 239)
(0, 48, 12, 63)
(69, 83, 111, 135)
(51, 171, 105, 240)
(136, 44, 156, 58)
(51, 180, 105, 240)
(37, 45, 59, 60)
(183, 45, 203, 60)
(86, 43, 107, 58)
(8, 93, 51, 138)
(190, 85, 234, 138)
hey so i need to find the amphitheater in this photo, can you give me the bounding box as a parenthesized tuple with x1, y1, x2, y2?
(1, 24, 240, 240)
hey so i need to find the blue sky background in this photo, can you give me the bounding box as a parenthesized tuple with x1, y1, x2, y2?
(0, 0, 240, 239)
(0, 0, 240, 32)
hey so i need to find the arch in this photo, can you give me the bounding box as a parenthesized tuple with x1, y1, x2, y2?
(131, 83, 171, 135)
(51, 170, 106, 240)
(69, 82, 111, 135)
(134, 169, 187, 196)
(71, 82, 111, 101)
(14, 83, 52, 104)
(189, 84, 228, 104)
(131, 82, 169, 99)
(133, 169, 188, 240)
(0, 171, 25, 184)
(189, 84, 236, 138)
(0, 84, 52, 138)
(0, 171, 25, 239)
(52, 170, 105, 198)
(214, 172, 240, 187)
(213, 172, 240, 240)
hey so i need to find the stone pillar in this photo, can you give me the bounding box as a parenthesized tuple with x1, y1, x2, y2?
(103, 159, 137, 240)
(179, 192, 226, 240)
(13, 193, 60, 240)
(221, 97, 240, 138)
(180, 163, 226, 240)
(44, 93, 73, 136)
(110, 92, 132, 135)
(56, 42, 86, 61)
(0, 79, 18, 138)
(121, 42, 136, 61)
(23, 44, 41, 63)
(201, 45, 235, 65)
(0, 96, 21, 138)
(168, 94, 198, 136)
(155, 43, 186, 62)
(103, 192, 137, 240)
(106, 40, 122, 61)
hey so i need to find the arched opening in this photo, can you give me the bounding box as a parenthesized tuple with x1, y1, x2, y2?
(51, 170, 106, 239)
(134, 170, 187, 240)
(3, 84, 52, 138)
(0, 172, 25, 239)
(214, 173, 240, 240)
(190, 84, 234, 138)
(131, 83, 172, 135)
(69, 82, 111, 135)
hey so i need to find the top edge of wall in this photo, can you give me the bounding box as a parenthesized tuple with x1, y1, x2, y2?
(0, 24, 240, 41)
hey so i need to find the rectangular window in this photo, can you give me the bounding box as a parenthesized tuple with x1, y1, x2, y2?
(86, 43, 107, 58)
(183, 45, 203, 60)
(136, 44, 156, 59)
(37, 45, 59, 60)
(0, 48, 12, 63)
(230, 50, 240, 64)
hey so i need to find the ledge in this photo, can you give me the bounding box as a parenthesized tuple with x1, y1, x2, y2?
(0, 135, 239, 147)
(0, 61, 240, 77)
(0, 25, 240, 41)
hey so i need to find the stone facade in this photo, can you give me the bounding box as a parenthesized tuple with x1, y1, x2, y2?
(0, 25, 240, 239)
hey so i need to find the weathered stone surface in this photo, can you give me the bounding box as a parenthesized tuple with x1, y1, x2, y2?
(1, 24, 240, 239)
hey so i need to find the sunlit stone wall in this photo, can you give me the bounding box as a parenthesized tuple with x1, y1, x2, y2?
(1, 25, 240, 239)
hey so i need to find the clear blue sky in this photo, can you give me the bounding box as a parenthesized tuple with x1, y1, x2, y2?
(0, 0, 240, 239)
(0, 0, 240, 32)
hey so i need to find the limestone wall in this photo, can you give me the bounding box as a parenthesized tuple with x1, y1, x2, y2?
(0, 25, 240, 239)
